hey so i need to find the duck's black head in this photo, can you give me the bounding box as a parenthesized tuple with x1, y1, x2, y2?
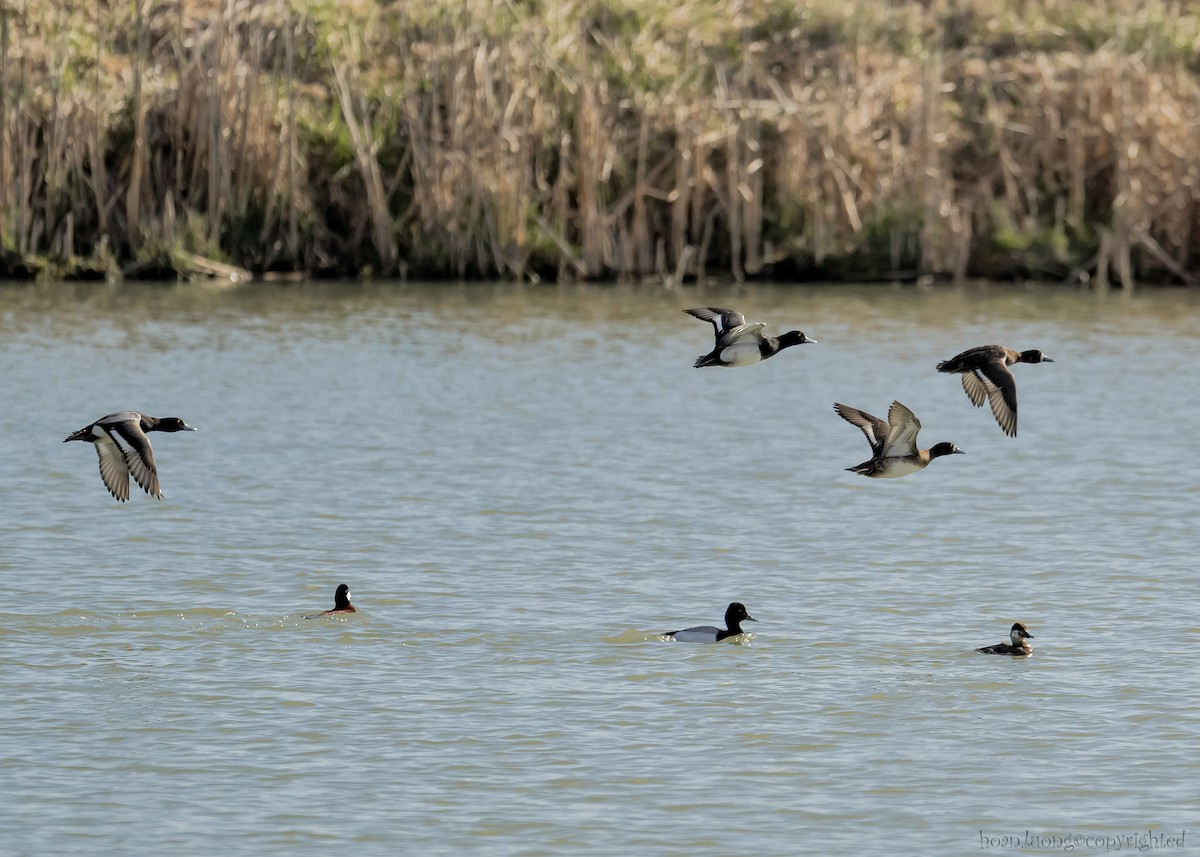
(333, 584, 352, 610)
(1018, 349, 1054, 364)
(929, 442, 965, 459)
(778, 330, 817, 348)
(725, 602, 757, 630)
(151, 417, 198, 433)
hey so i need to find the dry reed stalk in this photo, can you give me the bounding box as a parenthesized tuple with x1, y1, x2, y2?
(0, 7, 8, 247)
(576, 81, 605, 277)
(284, 7, 298, 261)
(127, 0, 147, 243)
(1112, 48, 1135, 288)
(919, 42, 945, 276)
(670, 106, 693, 279)
(334, 59, 396, 271)
(631, 112, 651, 276)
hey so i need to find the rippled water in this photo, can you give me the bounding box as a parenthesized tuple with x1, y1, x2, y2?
(1, 280, 1197, 855)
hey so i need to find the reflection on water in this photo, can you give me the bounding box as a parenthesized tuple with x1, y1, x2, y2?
(1, 280, 1198, 855)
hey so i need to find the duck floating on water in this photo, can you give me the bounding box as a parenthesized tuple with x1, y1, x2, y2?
(662, 602, 757, 643)
(976, 622, 1035, 656)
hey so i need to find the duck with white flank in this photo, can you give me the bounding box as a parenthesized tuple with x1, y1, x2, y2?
(662, 602, 757, 643)
(976, 622, 1035, 656)
(683, 307, 816, 367)
(936, 345, 1054, 437)
(64, 411, 197, 501)
(833, 400, 963, 478)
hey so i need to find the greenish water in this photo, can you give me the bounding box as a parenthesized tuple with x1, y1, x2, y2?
(1, 280, 1196, 855)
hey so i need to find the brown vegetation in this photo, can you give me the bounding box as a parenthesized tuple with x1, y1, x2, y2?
(2, 0, 1200, 284)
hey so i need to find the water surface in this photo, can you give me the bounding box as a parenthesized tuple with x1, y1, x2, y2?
(1, 280, 1196, 855)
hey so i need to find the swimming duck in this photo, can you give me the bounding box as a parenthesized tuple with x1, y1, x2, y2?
(662, 602, 757, 643)
(976, 622, 1034, 656)
(833, 400, 963, 478)
(936, 345, 1054, 437)
(64, 411, 197, 501)
(683, 307, 816, 367)
(315, 584, 357, 617)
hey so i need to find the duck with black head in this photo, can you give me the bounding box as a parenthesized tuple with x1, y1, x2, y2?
(64, 411, 197, 501)
(683, 307, 816, 368)
(662, 602, 757, 643)
(936, 344, 1054, 437)
(833, 401, 963, 478)
(311, 584, 357, 617)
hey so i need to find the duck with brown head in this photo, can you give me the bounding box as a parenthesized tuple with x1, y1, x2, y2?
(976, 622, 1035, 656)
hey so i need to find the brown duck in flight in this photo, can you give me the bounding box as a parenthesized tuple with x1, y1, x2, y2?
(936, 345, 1054, 437)
(834, 401, 964, 478)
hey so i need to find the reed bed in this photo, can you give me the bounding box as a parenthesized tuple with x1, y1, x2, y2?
(2, 0, 1200, 284)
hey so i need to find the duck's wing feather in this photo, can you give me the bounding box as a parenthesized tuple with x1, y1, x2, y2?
(976, 359, 1019, 436)
(983, 380, 1017, 436)
(683, 307, 748, 345)
(720, 322, 767, 345)
(833, 403, 889, 456)
(93, 437, 131, 502)
(107, 423, 162, 499)
(881, 401, 921, 457)
(960, 371, 990, 408)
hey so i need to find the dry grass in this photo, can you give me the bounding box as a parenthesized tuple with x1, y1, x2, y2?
(2, 0, 1200, 283)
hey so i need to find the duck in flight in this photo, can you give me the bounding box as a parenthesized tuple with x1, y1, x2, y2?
(976, 622, 1034, 656)
(833, 400, 963, 478)
(64, 411, 197, 501)
(936, 345, 1053, 437)
(683, 307, 816, 367)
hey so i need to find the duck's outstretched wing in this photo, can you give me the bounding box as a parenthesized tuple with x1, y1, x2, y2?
(719, 322, 767, 345)
(881, 401, 921, 457)
(108, 422, 162, 499)
(975, 359, 1019, 437)
(93, 437, 131, 502)
(833, 403, 889, 457)
(960, 371, 990, 408)
(683, 307, 749, 346)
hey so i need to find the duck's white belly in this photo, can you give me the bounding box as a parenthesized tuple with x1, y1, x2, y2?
(719, 343, 762, 366)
